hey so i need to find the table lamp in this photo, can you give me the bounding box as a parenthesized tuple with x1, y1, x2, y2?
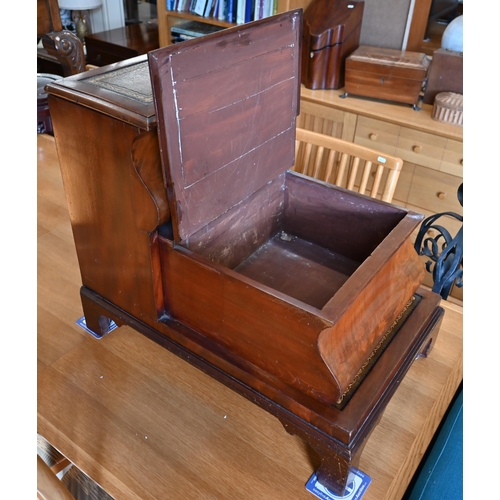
(58, 0, 102, 43)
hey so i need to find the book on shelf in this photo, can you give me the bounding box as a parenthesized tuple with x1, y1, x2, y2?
(167, 0, 278, 23)
(218, 0, 226, 20)
(171, 19, 226, 41)
(227, 0, 235, 22)
(204, 0, 217, 17)
(192, 0, 207, 16)
(244, 0, 253, 22)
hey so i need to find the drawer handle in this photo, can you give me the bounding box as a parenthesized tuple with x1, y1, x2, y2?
(413, 145, 421, 153)
(460, 159, 463, 165)
(369, 133, 378, 141)
(437, 191, 446, 200)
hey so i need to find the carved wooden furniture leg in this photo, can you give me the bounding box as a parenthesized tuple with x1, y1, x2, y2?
(279, 417, 355, 496)
(80, 288, 119, 338)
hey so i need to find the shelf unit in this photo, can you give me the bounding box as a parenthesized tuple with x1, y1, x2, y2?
(157, 0, 311, 46)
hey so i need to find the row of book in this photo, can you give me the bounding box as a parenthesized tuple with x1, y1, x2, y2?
(171, 20, 226, 43)
(166, 0, 279, 24)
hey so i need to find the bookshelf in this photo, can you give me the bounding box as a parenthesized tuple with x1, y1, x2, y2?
(157, 0, 311, 46)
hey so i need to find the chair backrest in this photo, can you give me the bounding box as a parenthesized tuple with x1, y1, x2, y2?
(37, 0, 63, 37)
(37, 0, 86, 76)
(293, 127, 403, 203)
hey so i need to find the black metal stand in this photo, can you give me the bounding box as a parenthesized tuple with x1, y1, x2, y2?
(414, 184, 463, 299)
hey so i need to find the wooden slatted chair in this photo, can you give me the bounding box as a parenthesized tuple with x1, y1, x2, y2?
(293, 127, 404, 203)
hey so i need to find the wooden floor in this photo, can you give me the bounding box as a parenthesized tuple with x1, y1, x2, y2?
(37, 133, 463, 500)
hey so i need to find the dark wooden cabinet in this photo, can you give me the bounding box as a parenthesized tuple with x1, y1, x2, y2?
(301, 0, 364, 90)
(85, 23, 159, 66)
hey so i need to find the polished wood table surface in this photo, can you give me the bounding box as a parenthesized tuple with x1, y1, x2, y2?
(37, 133, 463, 500)
(85, 23, 159, 67)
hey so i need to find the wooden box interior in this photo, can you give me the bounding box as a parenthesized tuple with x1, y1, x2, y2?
(149, 11, 425, 405)
(171, 171, 408, 310)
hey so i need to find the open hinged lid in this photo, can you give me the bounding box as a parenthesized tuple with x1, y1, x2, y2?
(303, 0, 364, 51)
(148, 10, 302, 242)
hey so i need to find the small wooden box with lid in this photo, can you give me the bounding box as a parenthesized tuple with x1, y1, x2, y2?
(342, 46, 431, 109)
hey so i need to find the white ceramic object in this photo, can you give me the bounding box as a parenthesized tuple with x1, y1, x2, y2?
(441, 15, 463, 53)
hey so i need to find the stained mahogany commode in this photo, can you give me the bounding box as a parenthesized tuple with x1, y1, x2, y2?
(46, 10, 444, 496)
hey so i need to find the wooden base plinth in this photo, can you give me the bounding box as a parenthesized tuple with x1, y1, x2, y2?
(80, 285, 443, 496)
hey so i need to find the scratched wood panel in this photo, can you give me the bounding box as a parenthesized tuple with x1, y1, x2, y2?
(174, 46, 296, 119)
(167, 15, 300, 82)
(148, 11, 301, 241)
(184, 175, 285, 268)
(169, 129, 294, 240)
(179, 78, 295, 186)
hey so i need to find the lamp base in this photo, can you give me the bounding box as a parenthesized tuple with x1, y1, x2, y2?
(72, 10, 91, 43)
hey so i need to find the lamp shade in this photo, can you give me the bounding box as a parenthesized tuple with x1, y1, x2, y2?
(58, 0, 102, 9)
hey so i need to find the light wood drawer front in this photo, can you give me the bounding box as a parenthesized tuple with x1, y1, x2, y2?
(354, 116, 399, 155)
(441, 139, 463, 177)
(407, 166, 463, 214)
(395, 127, 447, 170)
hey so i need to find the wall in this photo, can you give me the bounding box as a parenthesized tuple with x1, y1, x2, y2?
(358, 0, 414, 49)
(89, 0, 125, 32)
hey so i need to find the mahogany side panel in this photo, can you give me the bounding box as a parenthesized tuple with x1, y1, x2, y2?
(130, 130, 170, 231)
(158, 239, 343, 404)
(49, 96, 168, 324)
(318, 238, 426, 391)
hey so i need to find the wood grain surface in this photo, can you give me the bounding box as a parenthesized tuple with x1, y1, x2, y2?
(37, 133, 463, 500)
